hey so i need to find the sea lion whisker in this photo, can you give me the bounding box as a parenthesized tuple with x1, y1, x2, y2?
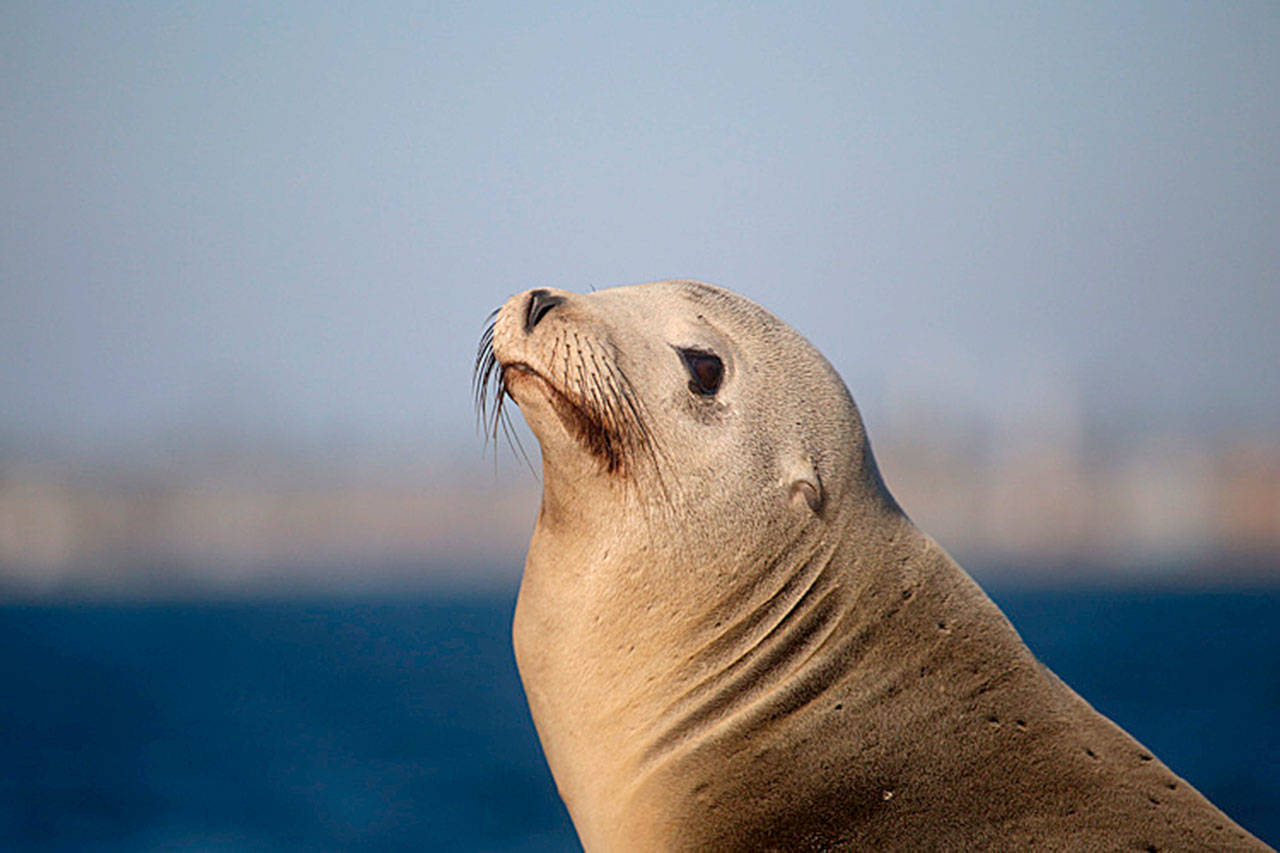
(595, 340, 665, 471)
(597, 353, 645, 450)
(588, 342, 659, 491)
(601, 355, 672, 505)
(582, 371, 619, 471)
(473, 310, 536, 474)
(495, 380, 537, 475)
(584, 342, 635, 464)
(472, 313, 500, 435)
(472, 321, 493, 413)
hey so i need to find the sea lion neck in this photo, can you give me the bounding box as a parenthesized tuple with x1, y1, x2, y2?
(611, 521, 1034, 849)
(514, 488, 927, 843)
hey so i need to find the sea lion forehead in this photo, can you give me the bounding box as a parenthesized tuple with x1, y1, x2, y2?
(573, 281, 737, 354)
(615, 279, 774, 321)
(588, 279, 790, 348)
(584, 279, 727, 315)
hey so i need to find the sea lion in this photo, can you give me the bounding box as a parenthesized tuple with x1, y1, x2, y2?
(475, 281, 1268, 851)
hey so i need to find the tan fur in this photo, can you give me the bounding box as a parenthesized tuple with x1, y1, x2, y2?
(487, 281, 1268, 852)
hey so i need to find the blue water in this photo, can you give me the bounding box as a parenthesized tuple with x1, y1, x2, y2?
(2, 585, 1277, 850)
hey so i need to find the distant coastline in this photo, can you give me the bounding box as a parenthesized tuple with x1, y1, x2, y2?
(2, 429, 1276, 599)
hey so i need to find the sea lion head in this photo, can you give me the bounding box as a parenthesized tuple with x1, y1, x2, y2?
(478, 280, 897, 562)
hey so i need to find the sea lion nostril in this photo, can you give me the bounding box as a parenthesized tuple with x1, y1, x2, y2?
(525, 289, 565, 333)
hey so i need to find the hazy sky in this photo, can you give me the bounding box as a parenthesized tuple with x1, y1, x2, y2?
(3, 2, 1276, 461)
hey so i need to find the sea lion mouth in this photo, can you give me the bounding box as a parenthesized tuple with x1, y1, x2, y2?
(474, 314, 654, 477)
(501, 362, 627, 473)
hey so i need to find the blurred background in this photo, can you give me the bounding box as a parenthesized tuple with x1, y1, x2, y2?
(2, 2, 1276, 850)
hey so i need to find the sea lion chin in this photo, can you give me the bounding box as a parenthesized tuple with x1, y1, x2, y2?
(476, 280, 1268, 852)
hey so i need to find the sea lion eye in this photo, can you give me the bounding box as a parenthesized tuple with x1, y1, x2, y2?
(678, 348, 723, 396)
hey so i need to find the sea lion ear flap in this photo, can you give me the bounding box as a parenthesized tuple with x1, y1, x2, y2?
(791, 478, 823, 514)
(786, 453, 824, 515)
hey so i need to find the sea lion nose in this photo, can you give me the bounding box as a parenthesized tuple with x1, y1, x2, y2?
(524, 288, 565, 333)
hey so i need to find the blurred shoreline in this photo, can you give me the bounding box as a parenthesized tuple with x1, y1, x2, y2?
(0, 454, 537, 600)
(875, 424, 1279, 579)
(2, 422, 1276, 600)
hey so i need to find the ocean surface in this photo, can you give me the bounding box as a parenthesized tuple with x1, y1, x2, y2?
(2, 582, 1277, 851)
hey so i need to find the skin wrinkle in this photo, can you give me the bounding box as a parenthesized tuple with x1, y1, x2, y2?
(702, 535, 840, 678)
(729, 540, 935, 741)
(480, 281, 1270, 853)
(677, 535, 823, 678)
(645, 581, 845, 766)
(645, 542, 847, 766)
